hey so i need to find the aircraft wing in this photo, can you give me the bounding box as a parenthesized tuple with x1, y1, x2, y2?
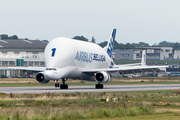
(8, 67, 46, 71)
(115, 63, 141, 67)
(82, 65, 168, 75)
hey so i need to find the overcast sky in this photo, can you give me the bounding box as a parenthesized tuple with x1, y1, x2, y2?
(0, 0, 180, 45)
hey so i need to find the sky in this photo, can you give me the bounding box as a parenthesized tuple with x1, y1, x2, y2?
(0, 0, 180, 45)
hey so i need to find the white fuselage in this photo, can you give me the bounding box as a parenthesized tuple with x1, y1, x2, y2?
(44, 37, 112, 81)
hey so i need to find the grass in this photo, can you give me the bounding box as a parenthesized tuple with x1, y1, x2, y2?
(92, 113, 180, 120)
(0, 106, 155, 120)
(0, 90, 180, 119)
(0, 77, 180, 119)
(109, 90, 175, 93)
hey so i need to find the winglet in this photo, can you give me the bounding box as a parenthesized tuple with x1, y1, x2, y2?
(105, 29, 116, 58)
(141, 50, 146, 66)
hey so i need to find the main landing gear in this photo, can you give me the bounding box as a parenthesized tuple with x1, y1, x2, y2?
(54, 78, 68, 89)
(60, 78, 68, 89)
(95, 83, 103, 89)
(56, 79, 103, 89)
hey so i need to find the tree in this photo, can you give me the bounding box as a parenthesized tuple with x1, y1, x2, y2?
(9, 35, 19, 39)
(98, 41, 108, 47)
(138, 42, 149, 47)
(91, 37, 95, 43)
(158, 41, 169, 47)
(114, 41, 119, 49)
(1, 34, 8, 39)
(158, 41, 174, 47)
(125, 43, 132, 48)
(72, 36, 88, 42)
(173, 42, 180, 49)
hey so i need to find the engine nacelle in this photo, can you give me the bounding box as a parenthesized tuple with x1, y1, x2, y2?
(95, 71, 110, 83)
(36, 72, 50, 83)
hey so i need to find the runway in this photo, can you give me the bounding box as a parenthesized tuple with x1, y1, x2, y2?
(0, 84, 180, 93)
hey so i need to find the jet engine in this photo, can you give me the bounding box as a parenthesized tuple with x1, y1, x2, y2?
(36, 72, 49, 83)
(95, 71, 110, 83)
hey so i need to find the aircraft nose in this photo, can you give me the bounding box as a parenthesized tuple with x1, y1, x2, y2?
(44, 68, 61, 80)
(44, 70, 52, 80)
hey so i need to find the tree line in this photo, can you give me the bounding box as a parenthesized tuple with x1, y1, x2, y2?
(1, 34, 180, 49)
(0, 34, 48, 43)
(0, 34, 19, 40)
(72, 36, 180, 50)
(99, 41, 180, 49)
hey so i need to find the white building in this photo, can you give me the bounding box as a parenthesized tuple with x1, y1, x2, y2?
(115, 46, 174, 60)
(159, 47, 173, 60)
(0, 39, 47, 77)
(174, 50, 180, 59)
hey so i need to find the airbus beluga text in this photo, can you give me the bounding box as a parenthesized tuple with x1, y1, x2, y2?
(9, 29, 167, 89)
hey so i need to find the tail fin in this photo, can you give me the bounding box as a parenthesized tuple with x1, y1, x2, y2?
(141, 50, 146, 66)
(104, 29, 116, 58)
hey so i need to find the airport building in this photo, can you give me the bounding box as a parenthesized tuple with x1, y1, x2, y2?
(174, 50, 180, 59)
(0, 39, 47, 77)
(115, 46, 174, 60)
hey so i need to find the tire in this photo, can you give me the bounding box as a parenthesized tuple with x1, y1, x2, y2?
(55, 83, 57, 87)
(65, 84, 68, 89)
(60, 84, 68, 89)
(95, 84, 103, 89)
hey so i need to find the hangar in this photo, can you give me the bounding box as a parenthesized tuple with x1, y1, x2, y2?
(0, 39, 47, 77)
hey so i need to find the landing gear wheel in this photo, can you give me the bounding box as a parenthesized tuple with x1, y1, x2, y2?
(95, 84, 103, 89)
(60, 78, 68, 89)
(60, 84, 68, 89)
(55, 83, 59, 87)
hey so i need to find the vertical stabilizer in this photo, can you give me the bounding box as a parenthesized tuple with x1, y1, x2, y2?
(104, 29, 116, 58)
(141, 50, 146, 66)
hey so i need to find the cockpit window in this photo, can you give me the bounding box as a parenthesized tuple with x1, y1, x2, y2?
(46, 68, 57, 71)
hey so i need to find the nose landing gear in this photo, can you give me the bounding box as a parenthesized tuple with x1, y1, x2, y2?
(55, 80, 59, 87)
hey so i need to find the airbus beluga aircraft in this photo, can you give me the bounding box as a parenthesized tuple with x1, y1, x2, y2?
(9, 29, 167, 89)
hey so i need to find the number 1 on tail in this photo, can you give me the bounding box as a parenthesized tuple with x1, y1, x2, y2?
(51, 48, 56, 57)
